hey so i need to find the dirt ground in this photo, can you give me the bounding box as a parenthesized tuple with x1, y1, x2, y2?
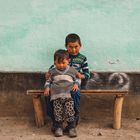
(0, 117, 139, 140)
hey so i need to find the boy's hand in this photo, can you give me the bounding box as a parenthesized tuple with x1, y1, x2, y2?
(44, 88, 50, 96)
(76, 72, 85, 79)
(45, 72, 50, 80)
(72, 84, 78, 91)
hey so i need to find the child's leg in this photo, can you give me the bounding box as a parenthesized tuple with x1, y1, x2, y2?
(64, 98, 77, 137)
(44, 95, 53, 118)
(53, 98, 64, 126)
(64, 98, 75, 124)
(44, 95, 57, 131)
(53, 98, 64, 137)
(70, 89, 80, 125)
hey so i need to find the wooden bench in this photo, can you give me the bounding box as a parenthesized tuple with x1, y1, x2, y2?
(27, 89, 128, 129)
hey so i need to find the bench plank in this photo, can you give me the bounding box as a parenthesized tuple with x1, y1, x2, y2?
(27, 89, 128, 95)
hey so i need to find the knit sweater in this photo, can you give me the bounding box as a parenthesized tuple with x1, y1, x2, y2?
(69, 53, 90, 80)
(44, 66, 78, 101)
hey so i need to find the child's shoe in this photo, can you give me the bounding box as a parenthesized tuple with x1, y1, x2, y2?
(51, 122, 56, 133)
(64, 121, 77, 137)
(69, 128, 77, 137)
(55, 128, 63, 137)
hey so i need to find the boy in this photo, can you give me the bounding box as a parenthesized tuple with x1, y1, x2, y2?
(45, 33, 90, 132)
(64, 33, 90, 125)
(44, 49, 79, 137)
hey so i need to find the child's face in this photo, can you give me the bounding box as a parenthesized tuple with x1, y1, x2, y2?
(66, 41, 81, 55)
(54, 58, 69, 70)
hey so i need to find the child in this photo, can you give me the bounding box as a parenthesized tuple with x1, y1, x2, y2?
(44, 49, 79, 137)
(45, 33, 90, 132)
(64, 33, 90, 124)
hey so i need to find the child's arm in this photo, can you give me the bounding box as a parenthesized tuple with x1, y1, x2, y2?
(44, 88, 50, 96)
(45, 72, 51, 80)
(44, 79, 50, 96)
(72, 83, 79, 91)
(76, 72, 85, 79)
(81, 57, 90, 80)
(44, 70, 52, 96)
(71, 69, 80, 91)
(45, 65, 55, 80)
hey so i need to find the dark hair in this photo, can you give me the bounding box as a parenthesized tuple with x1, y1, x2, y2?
(65, 33, 81, 46)
(54, 49, 69, 63)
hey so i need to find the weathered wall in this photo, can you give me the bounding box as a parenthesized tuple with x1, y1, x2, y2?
(0, 72, 139, 119)
(0, 0, 140, 71)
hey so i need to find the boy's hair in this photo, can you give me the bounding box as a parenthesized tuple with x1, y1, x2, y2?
(54, 49, 69, 63)
(65, 33, 81, 46)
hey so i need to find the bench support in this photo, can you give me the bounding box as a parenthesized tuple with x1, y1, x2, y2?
(32, 95, 45, 127)
(113, 95, 124, 129)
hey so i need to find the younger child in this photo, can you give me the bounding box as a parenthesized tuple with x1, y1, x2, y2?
(44, 49, 79, 137)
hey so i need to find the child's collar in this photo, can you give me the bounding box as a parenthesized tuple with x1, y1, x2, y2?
(55, 66, 70, 74)
(69, 53, 80, 57)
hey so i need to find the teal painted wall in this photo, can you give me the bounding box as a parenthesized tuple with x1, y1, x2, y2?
(0, 0, 140, 72)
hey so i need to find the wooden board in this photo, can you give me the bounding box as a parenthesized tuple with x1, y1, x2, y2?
(27, 89, 128, 95)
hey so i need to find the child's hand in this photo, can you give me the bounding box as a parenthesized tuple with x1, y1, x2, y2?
(76, 72, 85, 79)
(44, 88, 50, 96)
(72, 84, 78, 91)
(45, 72, 50, 80)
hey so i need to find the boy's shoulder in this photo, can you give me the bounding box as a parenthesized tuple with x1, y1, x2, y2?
(74, 53, 87, 63)
(78, 53, 87, 59)
(49, 65, 55, 70)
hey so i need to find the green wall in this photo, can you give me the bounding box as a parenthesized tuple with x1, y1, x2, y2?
(0, 0, 140, 72)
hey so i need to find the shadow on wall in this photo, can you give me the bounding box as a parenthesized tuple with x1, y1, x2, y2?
(82, 72, 130, 90)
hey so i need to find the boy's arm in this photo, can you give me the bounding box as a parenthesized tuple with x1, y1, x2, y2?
(45, 72, 50, 80)
(45, 65, 55, 80)
(81, 57, 90, 80)
(71, 69, 80, 91)
(44, 88, 50, 96)
(44, 70, 52, 96)
(44, 79, 51, 96)
(76, 72, 85, 79)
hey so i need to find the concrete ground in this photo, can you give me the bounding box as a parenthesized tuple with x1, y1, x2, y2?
(0, 117, 139, 140)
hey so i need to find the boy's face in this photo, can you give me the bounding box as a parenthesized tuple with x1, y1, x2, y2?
(66, 41, 81, 55)
(54, 58, 69, 70)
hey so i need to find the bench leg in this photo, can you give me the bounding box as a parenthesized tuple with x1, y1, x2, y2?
(32, 95, 45, 128)
(113, 95, 124, 129)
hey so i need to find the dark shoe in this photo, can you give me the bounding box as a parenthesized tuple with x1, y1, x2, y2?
(55, 128, 63, 137)
(51, 126, 56, 133)
(51, 121, 57, 133)
(69, 128, 77, 137)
